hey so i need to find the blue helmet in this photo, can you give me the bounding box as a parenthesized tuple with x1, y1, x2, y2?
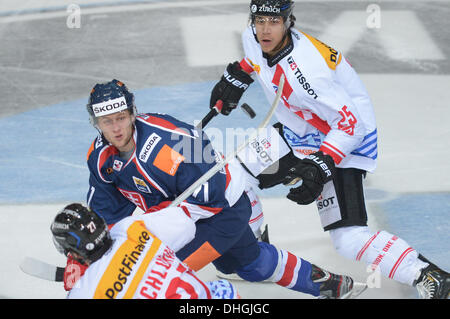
(86, 79, 137, 126)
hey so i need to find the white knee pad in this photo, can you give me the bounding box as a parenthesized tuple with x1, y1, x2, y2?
(329, 226, 427, 285)
(329, 226, 373, 260)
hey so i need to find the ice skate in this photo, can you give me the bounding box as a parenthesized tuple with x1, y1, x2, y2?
(311, 264, 366, 299)
(415, 256, 449, 299)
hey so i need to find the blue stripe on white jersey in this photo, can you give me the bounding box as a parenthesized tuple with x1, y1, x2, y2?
(283, 125, 377, 160)
(351, 129, 378, 160)
(283, 126, 323, 149)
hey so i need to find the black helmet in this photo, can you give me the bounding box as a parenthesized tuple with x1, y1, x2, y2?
(86, 79, 137, 127)
(250, 0, 295, 26)
(51, 203, 112, 264)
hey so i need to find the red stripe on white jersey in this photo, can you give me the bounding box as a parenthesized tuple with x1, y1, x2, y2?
(240, 58, 254, 74)
(181, 206, 191, 218)
(180, 202, 223, 220)
(320, 141, 346, 164)
(293, 110, 331, 135)
(271, 65, 333, 136)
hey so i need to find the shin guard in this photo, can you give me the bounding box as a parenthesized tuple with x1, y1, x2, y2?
(236, 242, 321, 296)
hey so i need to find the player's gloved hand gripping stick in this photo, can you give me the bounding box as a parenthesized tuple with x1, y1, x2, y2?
(197, 101, 256, 130)
(170, 75, 285, 208)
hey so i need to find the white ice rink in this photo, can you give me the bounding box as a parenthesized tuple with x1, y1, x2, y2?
(0, 1, 449, 299)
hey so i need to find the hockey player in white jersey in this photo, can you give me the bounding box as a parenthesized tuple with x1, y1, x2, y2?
(51, 203, 239, 299)
(208, 0, 449, 299)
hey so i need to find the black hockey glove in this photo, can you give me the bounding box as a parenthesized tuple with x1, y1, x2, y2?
(210, 61, 254, 115)
(285, 151, 335, 205)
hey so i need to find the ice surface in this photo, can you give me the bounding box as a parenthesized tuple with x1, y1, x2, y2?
(0, 0, 448, 299)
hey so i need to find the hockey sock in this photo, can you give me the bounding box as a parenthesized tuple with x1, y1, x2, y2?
(329, 226, 428, 285)
(236, 242, 321, 296)
(245, 188, 265, 238)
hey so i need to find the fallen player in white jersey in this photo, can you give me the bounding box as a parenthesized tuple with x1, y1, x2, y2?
(51, 203, 238, 299)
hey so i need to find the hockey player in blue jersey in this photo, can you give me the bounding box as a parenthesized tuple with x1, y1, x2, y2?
(63, 78, 361, 299)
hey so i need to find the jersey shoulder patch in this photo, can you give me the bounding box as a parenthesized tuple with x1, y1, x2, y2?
(299, 30, 342, 70)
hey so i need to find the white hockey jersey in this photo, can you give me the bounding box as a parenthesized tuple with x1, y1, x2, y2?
(67, 207, 213, 299)
(240, 26, 378, 172)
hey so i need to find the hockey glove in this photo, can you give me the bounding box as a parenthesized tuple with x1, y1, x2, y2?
(285, 151, 335, 205)
(210, 61, 254, 115)
(63, 254, 88, 291)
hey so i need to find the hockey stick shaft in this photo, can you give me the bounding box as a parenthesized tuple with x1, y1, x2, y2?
(195, 100, 223, 130)
(170, 75, 285, 208)
(196, 101, 257, 130)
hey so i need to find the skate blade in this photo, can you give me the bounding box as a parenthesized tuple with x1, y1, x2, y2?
(216, 271, 243, 281)
(344, 282, 368, 299)
(216, 271, 274, 283)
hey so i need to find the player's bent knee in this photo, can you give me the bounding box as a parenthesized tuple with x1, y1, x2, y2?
(329, 225, 373, 260)
(236, 242, 278, 282)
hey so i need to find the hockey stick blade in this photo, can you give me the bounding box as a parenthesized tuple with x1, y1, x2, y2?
(20, 257, 64, 282)
(170, 75, 285, 208)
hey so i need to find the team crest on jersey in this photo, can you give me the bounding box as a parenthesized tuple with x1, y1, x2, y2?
(132, 176, 152, 193)
(113, 160, 123, 172)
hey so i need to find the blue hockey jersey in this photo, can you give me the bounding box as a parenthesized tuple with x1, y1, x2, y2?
(86, 113, 245, 225)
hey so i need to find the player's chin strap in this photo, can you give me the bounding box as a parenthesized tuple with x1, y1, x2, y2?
(169, 75, 285, 208)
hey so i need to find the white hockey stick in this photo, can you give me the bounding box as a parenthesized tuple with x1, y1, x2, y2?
(169, 74, 285, 208)
(20, 256, 65, 282)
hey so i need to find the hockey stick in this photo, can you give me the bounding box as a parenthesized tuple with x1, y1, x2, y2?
(195, 100, 223, 130)
(20, 256, 65, 282)
(170, 74, 285, 208)
(196, 101, 256, 130)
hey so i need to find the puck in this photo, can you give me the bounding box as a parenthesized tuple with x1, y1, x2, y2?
(241, 103, 256, 119)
